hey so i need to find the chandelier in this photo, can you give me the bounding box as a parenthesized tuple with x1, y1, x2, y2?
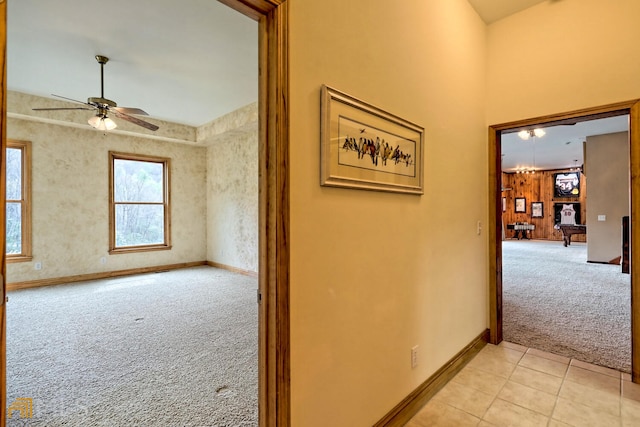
(515, 128, 545, 173)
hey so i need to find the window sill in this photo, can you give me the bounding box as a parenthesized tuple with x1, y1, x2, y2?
(7, 255, 34, 264)
(109, 245, 172, 255)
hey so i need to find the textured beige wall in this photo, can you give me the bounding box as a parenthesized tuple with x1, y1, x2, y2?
(585, 132, 630, 263)
(290, 0, 488, 425)
(6, 92, 208, 283)
(487, 0, 640, 125)
(204, 104, 258, 273)
(197, 102, 258, 143)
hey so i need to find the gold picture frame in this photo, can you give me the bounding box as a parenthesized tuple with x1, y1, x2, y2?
(320, 85, 424, 194)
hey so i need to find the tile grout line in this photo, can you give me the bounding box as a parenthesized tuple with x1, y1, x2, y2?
(506, 347, 567, 426)
(446, 365, 504, 423)
(444, 347, 522, 423)
(557, 355, 626, 426)
(618, 373, 624, 427)
(546, 354, 572, 427)
(409, 343, 636, 426)
(618, 375, 624, 423)
(570, 357, 625, 422)
(497, 345, 574, 425)
(505, 345, 631, 425)
(478, 369, 510, 422)
(477, 347, 528, 423)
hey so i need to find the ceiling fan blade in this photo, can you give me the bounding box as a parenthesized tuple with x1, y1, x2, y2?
(113, 106, 149, 116)
(112, 109, 159, 131)
(33, 58, 158, 131)
(33, 107, 94, 111)
(51, 94, 94, 107)
(33, 94, 96, 111)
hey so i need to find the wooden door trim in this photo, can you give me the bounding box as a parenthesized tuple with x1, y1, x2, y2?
(630, 100, 640, 382)
(218, 1, 290, 425)
(0, 0, 290, 425)
(0, 1, 7, 424)
(489, 100, 640, 382)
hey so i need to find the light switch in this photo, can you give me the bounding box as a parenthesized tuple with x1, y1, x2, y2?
(598, 215, 606, 221)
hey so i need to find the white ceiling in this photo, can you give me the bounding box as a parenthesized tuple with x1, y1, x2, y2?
(501, 116, 630, 172)
(7, 0, 258, 127)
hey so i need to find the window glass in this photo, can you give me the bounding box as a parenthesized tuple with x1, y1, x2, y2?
(6, 202, 22, 254)
(115, 204, 165, 247)
(114, 159, 164, 203)
(5, 140, 31, 261)
(6, 147, 22, 200)
(110, 153, 170, 252)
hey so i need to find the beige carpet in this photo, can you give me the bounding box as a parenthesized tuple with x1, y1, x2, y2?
(6, 266, 258, 426)
(502, 239, 631, 373)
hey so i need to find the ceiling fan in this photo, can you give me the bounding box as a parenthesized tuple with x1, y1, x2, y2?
(33, 55, 159, 132)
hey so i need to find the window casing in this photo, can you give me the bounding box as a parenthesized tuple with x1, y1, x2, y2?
(6, 139, 32, 262)
(109, 152, 171, 254)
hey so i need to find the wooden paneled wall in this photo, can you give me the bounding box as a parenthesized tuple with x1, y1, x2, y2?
(502, 170, 587, 242)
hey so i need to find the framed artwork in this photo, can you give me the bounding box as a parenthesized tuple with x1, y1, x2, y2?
(502, 197, 506, 212)
(320, 85, 424, 194)
(515, 197, 526, 213)
(554, 202, 581, 225)
(554, 172, 580, 198)
(531, 202, 543, 218)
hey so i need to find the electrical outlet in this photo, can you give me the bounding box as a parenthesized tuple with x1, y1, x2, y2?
(100, 257, 107, 264)
(477, 221, 482, 235)
(411, 345, 419, 369)
(34, 262, 42, 270)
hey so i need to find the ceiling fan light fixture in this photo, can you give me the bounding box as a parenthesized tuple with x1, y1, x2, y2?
(518, 128, 546, 140)
(88, 114, 117, 131)
(518, 130, 530, 140)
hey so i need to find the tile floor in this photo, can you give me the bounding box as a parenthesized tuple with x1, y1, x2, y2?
(405, 342, 640, 427)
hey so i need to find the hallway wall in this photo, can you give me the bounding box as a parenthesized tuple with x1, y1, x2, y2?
(286, 0, 640, 425)
(486, 0, 640, 125)
(289, 0, 488, 425)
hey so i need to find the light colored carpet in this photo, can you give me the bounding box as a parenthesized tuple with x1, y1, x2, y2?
(6, 266, 258, 426)
(503, 239, 631, 372)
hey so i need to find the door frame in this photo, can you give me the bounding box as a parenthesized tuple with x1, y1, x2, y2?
(0, 0, 7, 423)
(0, 0, 291, 426)
(489, 100, 640, 382)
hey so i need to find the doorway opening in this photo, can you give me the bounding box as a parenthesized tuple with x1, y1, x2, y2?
(501, 115, 630, 371)
(488, 100, 640, 382)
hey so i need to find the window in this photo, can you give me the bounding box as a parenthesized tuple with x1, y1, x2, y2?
(109, 152, 171, 253)
(6, 139, 32, 262)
